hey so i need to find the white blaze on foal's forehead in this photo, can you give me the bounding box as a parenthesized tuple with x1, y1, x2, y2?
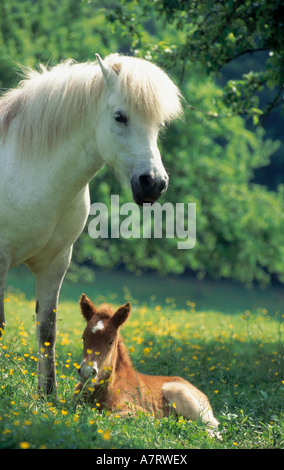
(91, 320, 105, 334)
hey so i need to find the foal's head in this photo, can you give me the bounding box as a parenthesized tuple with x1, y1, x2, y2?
(78, 294, 130, 383)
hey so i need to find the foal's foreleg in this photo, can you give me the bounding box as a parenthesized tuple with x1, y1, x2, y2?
(33, 248, 72, 396)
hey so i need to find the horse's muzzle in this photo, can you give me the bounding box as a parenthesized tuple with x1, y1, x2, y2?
(131, 173, 169, 205)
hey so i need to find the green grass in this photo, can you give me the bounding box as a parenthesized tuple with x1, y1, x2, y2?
(0, 278, 283, 449)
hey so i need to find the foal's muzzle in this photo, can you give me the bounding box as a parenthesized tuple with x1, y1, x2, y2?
(78, 360, 98, 383)
(131, 173, 169, 205)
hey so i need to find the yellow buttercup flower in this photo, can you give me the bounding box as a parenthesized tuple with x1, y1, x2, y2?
(20, 442, 30, 449)
(103, 430, 111, 440)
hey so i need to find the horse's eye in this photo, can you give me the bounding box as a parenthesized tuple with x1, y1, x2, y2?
(108, 339, 114, 346)
(114, 112, 128, 125)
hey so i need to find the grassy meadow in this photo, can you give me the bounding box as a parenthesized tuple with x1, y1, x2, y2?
(0, 268, 283, 449)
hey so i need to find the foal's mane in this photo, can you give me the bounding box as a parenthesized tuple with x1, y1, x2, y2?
(0, 54, 182, 158)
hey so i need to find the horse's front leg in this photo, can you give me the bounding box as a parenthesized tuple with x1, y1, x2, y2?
(32, 248, 72, 396)
(0, 254, 9, 336)
(0, 272, 6, 337)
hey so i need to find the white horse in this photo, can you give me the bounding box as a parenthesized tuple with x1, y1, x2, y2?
(0, 53, 182, 395)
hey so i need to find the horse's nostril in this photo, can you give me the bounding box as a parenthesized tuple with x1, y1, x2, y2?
(132, 172, 168, 205)
(139, 174, 153, 192)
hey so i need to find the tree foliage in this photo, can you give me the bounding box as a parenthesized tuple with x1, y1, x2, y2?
(107, 0, 284, 123)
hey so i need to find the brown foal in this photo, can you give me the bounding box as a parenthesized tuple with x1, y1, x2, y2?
(74, 294, 219, 433)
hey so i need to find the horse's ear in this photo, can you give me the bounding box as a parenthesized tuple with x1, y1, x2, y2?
(79, 294, 97, 322)
(112, 302, 131, 329)
(95, 53, 117, 89)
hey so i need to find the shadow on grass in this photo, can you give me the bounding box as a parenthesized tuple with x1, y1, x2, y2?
(6, 265, 284, 315)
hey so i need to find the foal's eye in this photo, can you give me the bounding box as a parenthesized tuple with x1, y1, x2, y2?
(114, 112, 128, 125)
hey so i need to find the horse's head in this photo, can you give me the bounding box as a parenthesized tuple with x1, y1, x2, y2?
(78, 294, 130, 383)
(94, 54, 182, 205)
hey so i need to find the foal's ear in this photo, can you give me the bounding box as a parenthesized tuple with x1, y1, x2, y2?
(112, 302, 131, 329)
(79, 294, 97, 322)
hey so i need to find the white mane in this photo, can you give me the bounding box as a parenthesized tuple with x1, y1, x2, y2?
(0, 54, 182, 157)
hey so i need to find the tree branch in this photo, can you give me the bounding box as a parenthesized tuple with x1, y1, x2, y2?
(260, 86, 284, 123)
